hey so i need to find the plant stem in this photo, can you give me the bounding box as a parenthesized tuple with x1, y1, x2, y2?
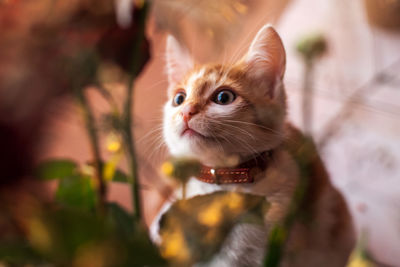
(77, 89, 106, 213)
(263, 138, 313, 267)
(122, 1, 150, 223)
(318, 58, 400, 148)
(302, 60, 314, 135)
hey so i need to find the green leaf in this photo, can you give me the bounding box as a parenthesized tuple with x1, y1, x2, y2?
(112, 169, 129, 183)
(106, 203, 166, 266)
(0, 241, 43, 264)
(159, 191, 269, 265)
(264, 225, 287, 267)
(28, 208, 112, 264)
(35, 159, 78, 180)
(55, 175, 97, 212)
(106, 202, 134, 238)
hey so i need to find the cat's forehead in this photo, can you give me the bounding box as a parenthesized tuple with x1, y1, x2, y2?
(181, 64, 245, 97)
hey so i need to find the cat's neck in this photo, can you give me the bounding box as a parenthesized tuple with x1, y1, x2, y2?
(195, 125, 287, 168)
(197, 147, 277, 169)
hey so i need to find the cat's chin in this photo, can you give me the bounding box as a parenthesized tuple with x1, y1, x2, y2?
(181, 128, 207, 139)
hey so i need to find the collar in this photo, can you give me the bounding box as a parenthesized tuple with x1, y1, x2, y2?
(196, 151, 273, 184)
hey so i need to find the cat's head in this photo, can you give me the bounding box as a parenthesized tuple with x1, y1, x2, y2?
(163, 25, 287, 166)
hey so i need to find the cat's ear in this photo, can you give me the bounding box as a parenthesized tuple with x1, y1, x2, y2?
(244, 24, 286, 96)
(166, 35, 194, 85)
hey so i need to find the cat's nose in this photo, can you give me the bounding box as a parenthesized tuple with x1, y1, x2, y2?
(181, 104, 199, 122)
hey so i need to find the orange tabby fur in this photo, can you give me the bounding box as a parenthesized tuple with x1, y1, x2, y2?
(152, 25, 355, 266)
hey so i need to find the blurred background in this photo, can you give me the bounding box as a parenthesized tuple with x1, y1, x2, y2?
(1, 0, 400, 266)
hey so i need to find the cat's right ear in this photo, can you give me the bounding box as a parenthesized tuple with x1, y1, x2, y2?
(243, 25, 286, 98)
(166, 35, 194, 85)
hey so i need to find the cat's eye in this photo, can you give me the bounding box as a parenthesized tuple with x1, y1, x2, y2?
(213, 89, 236, 105)
(173, 92, 186, 106)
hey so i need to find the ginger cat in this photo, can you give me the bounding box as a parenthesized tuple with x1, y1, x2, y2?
(151, 24, 355, 267)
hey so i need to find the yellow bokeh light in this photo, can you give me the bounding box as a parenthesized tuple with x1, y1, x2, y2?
(107, 141, 121, 152)
(161, 228, 190, 262)
(106, 133, 121, 153)
(220, 5, 235, 22)
(161, 161, 174, 176)
(347, 257, 375, 267)
(198, 202, 223, 227)
(233, 1, 248, 14)
(226, 192, 243, 211)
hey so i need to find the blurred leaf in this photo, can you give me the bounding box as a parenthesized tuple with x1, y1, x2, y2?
(263, 132, 317, 267)
(112, 169, 129, 183)
(264, 225, 287, 267)
(125, 226, 166, 267)
(161, 158, 202, 184)
(102, 150, 128, 183)
(106, 203, 166, 266)
(55, 175, 97, 212)
(20, 203, 165, 266)
(103, 157, 119, 182)
(35, 159, 78, 180)
(159, 191, 269, 265)
(27, 207, 112, 264)
(0, 241, 43, 265)
(106, 202, 134, 238)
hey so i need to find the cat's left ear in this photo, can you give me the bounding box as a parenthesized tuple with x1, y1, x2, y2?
(166, 35, 194, 86)
(244, 24, 286, 97)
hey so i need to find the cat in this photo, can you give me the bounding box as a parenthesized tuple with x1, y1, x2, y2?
(150, 24, 355, 267)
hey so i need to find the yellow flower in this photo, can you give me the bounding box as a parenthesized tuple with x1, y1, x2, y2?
(106, 133, 121, 153)
(347, 250, 376, 267)
(347, 257, 375, 267)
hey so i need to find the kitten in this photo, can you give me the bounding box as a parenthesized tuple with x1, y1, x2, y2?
(151, 24, 355, 267)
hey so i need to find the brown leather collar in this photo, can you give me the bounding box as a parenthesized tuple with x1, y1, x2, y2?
(196, 151, 272, 184)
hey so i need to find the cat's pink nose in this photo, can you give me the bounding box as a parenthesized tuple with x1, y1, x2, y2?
(181, 104, 199, 122)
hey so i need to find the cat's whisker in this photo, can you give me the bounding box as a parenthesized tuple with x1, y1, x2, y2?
(207, 130, 225, 154)
(209, 125, 260, 156)
(144, 78, 169, 91)
(195, 118, 257, 142)
(222, 119, 281, 134)
(208, 119, 258, 141)
(137, 125, 164, 144)
(220, 119, 296, 143)
(137, 133, 166, 159)
(144, 137, 167, 163)
(138, 126, 165, 155)
(202, 117, 284, 155)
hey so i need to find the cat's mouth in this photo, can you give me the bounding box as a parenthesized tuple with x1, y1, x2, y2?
(181, 126, 207, 139)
